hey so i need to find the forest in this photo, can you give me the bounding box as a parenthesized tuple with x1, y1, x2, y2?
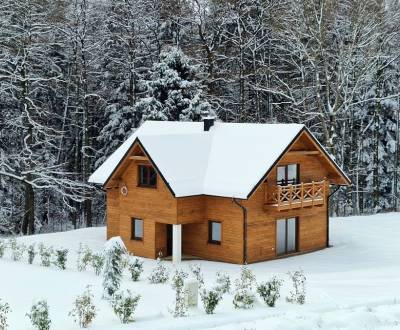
(0, 0, 399, 235)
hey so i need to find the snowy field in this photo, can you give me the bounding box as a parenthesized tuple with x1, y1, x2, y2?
(1, 213, 400, 329)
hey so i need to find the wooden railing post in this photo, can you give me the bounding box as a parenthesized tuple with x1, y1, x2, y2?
(311, 181, 315, 206)
(301, 182, 304, 208)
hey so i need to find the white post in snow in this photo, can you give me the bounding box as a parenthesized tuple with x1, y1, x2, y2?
(172, 224, 182, 264)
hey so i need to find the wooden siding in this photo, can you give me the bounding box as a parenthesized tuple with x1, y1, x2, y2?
(182, 196, 244, 264)
(106, 188, 120, 240)
(106, 131, 337, 264)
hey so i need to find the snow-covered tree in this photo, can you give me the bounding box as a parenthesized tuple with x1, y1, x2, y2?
(69, 286, 97, 328)
(0, 299, 10, 330)
(135, 47, 211, 122)
(102, 237, 127, 298)
(169, 269, 188, 317)
(232, 266, 256, 309)
(148, 257, 169, 284)
(26, 300, 51, 330)
(110, 289, 141, 324)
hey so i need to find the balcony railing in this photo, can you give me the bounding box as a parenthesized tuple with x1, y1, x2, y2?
(265, 180, 327, 211)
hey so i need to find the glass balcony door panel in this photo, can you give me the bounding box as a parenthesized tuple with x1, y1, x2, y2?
(287, 218, 297, 253)
(287, 164, 299, 185)
(277, 166, 286, 186)
(276, 219, 287, 256)
(276, 218, 298, 256)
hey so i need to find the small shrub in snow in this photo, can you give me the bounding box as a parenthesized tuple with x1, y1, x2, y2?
(286, 270, 306, 305)
(69, 286, 97, 328)
(38, 244, 53, 267)
(189, 264, 204, 287)
(110, 290, 141, 324)
(148, 257, 169, 284)
(77, 244, 93, 272)
(0, 299, 10, 330)
(9, 238, 25, 261)
(127, 258, 144, 281)
(27, 244, 36, 264)
(102, 237, 127, 298)
(215, 271, 231, 294)
(54, 248, 68, 270)
(257, 276, 283, 307)
(26, 300, 51, 330)
(169, 270, 188, 317)
(200, 288, 222, 314)
(91, 253, 105, 276)
(233, 266, 256, 309)
(0, 240, 6, 258)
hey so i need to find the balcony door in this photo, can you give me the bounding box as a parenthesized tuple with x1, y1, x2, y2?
(277, 164, 299, 186)
(276, 217, 298, 256)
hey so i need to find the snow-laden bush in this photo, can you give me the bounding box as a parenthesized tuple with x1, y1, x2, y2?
(200, 288, 222, 314)
(9, 238, 25, 261)
(102, 237, 127, 298)
(38, 244, 53, 267)
(189, 264, 204, 287)
(286, 270, 306, 305)
(26, 300, 51, 330)
(0, 299, 10, 330)
(233, 266, 256, 309)
(77, 244, 93, 272)
(148, 257, 169, 284)
(110, 289, 141, 324)
(215, 271, 231, 294)
(69, 286, 97, 328)
(27, 244, 36, 264)
(54, 248, 68, 270)
(0, 240, 6, 258)
(257, 276, 283, 307)
(91, 252, 105, 276)
(127, 258, 143, 282)
(169, 270, 188, 317)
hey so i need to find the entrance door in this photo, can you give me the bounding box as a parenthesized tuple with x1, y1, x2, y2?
(166, 224, 173, 257)
(276, 218, 298, 256)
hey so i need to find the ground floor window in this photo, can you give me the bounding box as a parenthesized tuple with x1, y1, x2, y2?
(208, 221, 222, 245)
(276, 217, 298, 255)
(131, 218, 143, 241)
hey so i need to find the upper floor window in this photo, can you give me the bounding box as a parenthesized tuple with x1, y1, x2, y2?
(138, 165, 157, 187)
(208, 221, 222, 245)
(277, 164, 299, 186)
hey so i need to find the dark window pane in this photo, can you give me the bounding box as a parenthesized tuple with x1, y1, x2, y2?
(138, 165, 156, 187)
(149, 168, 157, 186)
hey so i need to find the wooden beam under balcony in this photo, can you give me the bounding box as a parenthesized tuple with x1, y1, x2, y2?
(287, 150, 320, 156)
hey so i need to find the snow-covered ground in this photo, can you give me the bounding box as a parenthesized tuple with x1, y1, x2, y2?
(1, 213, 400, 329)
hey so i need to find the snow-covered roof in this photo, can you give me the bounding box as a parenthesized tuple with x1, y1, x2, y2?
(89, 121, 343, 198)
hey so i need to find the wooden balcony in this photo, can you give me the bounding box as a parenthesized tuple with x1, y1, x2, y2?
(265, 180, 327, 211)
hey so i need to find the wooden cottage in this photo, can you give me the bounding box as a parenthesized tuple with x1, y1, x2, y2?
(89, 119, 350, 264)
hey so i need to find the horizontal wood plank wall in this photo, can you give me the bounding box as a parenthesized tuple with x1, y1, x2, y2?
(106, 188, 120, 240)
(177, 196, 205, 224)
(115, 160, 177, 258)
(182, 196, 244, 264)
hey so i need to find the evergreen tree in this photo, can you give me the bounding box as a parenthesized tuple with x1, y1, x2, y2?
(102, 237, 127, 298)
(135, 47, 211, 122)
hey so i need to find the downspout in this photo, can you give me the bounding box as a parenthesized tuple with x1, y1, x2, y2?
(327, 186, 341, 247)
(233, 198, 248, 264)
